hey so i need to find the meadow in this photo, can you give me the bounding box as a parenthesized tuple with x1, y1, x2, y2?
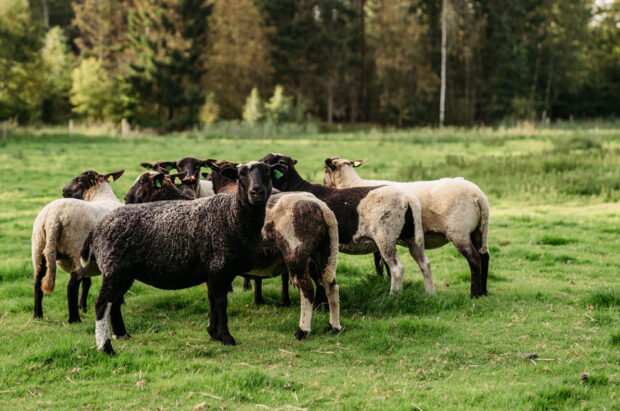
(0, 124, 618, 409)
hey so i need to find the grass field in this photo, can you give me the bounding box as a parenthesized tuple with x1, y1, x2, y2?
(0, 125, 618, 409)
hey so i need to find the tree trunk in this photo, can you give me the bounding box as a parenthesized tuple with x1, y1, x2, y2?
(327, 80, 334, 124)
(439, 0, 447, 128)
(360, 0, 367, 122)
(42, 0, 49, 27)
(529, 43, 541, 116)
(541, 55, 553, 123)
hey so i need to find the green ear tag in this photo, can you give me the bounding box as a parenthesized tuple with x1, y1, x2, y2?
(274, 170, 283, 179)
(166, 165, 173, 171)
(155, 180, 162, 188)
(89, 179, 96, 187)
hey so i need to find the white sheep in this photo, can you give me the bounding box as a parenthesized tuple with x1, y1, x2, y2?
(31, 170, 124, 322)
(323, 157, 490, 297)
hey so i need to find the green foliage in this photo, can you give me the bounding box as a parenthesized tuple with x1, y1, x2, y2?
(40, 27, 73, 123)
(242, 87, 264, 124)
(199, 92, 220, 126)
(264, 85, 292, 123)
(70, 58, 115, 121)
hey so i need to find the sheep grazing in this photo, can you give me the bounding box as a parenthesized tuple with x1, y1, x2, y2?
(323, 157, 490, 298)
(125, 171, 195, 203)
(83, 162, 302, 355)
(260, 153, 431, 295)
(206, 161, 342, 338)
(141, 157, 215, 198)
(31, 169, 124, 323)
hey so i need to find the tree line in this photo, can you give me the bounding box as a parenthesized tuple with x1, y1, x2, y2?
(1, 0, 618, 130)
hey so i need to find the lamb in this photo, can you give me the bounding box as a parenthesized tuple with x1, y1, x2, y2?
(260, 153, 431, 295)
(82, 161, 336, 355)
(141, 157, 215, 198)
(125, 171, 195, 203)
(206, 161, 342, 332)
(31, 169, 124, 323)
(323, 157, 490, 298)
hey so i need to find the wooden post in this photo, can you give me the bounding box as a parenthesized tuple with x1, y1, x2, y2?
(69, 119, 74, 136)
(2, 120, 7, 143)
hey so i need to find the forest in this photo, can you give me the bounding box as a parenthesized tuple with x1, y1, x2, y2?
(1, 0, 619, 130)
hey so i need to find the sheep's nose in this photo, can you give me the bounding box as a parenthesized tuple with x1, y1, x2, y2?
(251, 187, 265, 196)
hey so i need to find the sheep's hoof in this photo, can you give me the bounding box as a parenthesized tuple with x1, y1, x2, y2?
(68, 316, 82, 324)
(254, 297, 265, 305)
(113, 333, 131, 340)
(78, 304, 87, 313)
(294, 328, 308, 340)
(327, 325, 344, 334)
(207, 325, 217, 339)
(219, 334, 236, 346)
(101, 339, 116, 356)
(33, 313, 43, 320)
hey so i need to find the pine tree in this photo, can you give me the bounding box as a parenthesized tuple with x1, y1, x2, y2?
(204, 0, 272, 119)
(128, 0, 212, 129)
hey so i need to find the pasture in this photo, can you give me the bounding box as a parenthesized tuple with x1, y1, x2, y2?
(0, 125, 618, 409)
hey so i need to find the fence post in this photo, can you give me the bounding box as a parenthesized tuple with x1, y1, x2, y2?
(69, 119, 74, 136)
(2, 121, 7, 143)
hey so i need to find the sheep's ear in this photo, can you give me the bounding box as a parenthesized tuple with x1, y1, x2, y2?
(324, 158, 336, 170)
(270, 163, 288, 179)
(352, 159, 367, 168)
(169, 172, 186, 186)
(200, 159, 210, 167)
(103, 170, 124, 182)
(205, 159, 220, 172)
(152, 172, 166, 188)
(220, 167, 239, 180)
(141, 162, 153, 169)
(293, 159, 298, 165)
(158, 161, 177, 172)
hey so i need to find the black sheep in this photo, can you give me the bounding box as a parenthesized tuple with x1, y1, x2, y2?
(83, 161, 280, 355)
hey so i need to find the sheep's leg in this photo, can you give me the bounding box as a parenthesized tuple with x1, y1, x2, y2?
(377, 243, 404, 294)
(293, 270, 315, 340)
(33, 257, 46, 319)
(373, 252, 384, 276)
(110, 278, 133, 339)
(243, 278, 252, 291)
(320, 277, 342, 333)
(308, 258, 327, 310)
(213, 283, 235, 345)
(95, 273, 130, 355)
(279, 272, 291, 307)
(481, 253, 489, 295)
(453, 239, 483, 298)
(253, 279, 264, 305)
(409, 243, 435, 294)
(94, 293, 114, 355)
(67, 273, 82, 323)
(471, 230, 489, 296)
(206, 282, 218, 339)
(79, 277, 91, 313)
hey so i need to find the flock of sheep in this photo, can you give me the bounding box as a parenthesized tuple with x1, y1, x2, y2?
(31, 153, 490, 355)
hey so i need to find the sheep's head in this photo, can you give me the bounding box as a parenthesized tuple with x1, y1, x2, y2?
(124, 171, 194, 204)
(62, 170, 124, 199)
(142, 157, 209, 196)
(259, 153, 295, 189)
(323, 157, 366, 187)
(203, 160, 239, 194)
(207, 160, 279, 206)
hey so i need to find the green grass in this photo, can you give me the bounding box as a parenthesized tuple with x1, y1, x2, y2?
(0, 126, 618, 409)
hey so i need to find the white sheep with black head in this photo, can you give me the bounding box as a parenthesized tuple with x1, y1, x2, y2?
(31, 170, 124, 323)
(323, 157, 490, 297)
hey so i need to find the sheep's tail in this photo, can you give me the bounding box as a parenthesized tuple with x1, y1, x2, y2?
(406, 195, 425, 250)
(41, 220, 61, 294)
(80, 231, 94, 269)
(31, 222, 46, 281)
(476, 193, 490, 254)
(318, 201, 339, 283)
